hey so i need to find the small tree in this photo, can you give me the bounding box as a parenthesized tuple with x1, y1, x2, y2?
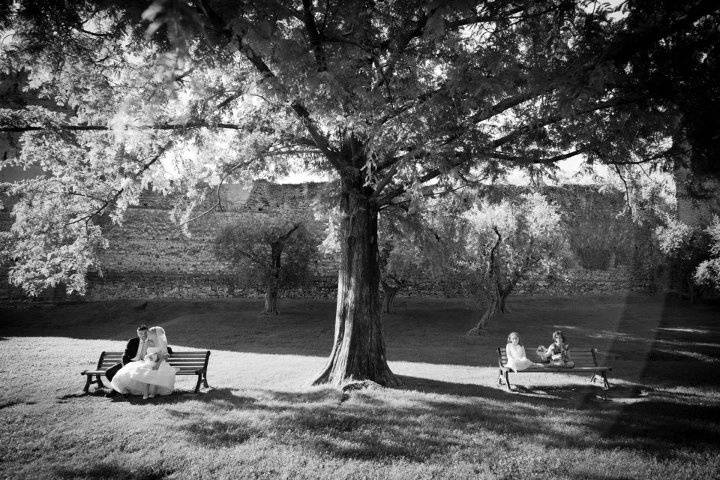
(463, 193, 569, 335)
(214, 213, 317, 315)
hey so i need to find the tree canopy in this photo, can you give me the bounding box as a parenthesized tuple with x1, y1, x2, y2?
(1, 0, 719, 385)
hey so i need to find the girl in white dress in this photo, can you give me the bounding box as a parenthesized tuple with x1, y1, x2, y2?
(505, 332, 539, 371)
(110, 326, 178, 399)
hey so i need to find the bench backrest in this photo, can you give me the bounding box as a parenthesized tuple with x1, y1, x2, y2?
(497, 346, 601, 367)
(96, 351, 210, 371)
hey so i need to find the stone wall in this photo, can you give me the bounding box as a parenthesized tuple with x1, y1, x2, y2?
(87, 180, 337, 299)
(1, 179, 647, 301)
(85, 180, 641, 299)
(87, 267, 635, 300)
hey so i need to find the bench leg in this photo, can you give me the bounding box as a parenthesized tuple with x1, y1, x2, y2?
(202, 371, 209, 389)
(83, 375, 92, 394)
(498, 369, 504, 386)
(503, 370, 512, 391)
(96, 376, 105, 390)
(194, 374, 202, 393)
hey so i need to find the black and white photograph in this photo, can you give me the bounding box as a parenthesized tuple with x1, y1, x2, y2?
(1, 1, 719, 478)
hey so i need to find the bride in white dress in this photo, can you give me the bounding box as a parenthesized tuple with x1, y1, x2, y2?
(505, 332, 539, 371)
(110, 326, 177, 399)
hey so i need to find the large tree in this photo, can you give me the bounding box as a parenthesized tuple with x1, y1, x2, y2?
(1, 1, 718, 386)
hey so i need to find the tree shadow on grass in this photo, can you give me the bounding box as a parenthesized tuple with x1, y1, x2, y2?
(397, 374, 621, 409)
(181, 419, 262, 448)
(175, 391, 460, 462)
(417, 387, 720, 457)
(63, 378, 720, 461)
(162, 387, 265, 410)
(55, 463, 173, 480)
(147, 379, 720, 464)
(0, 399, 36, 409)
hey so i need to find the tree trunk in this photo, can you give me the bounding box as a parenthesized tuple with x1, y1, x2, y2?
(264, 285, 279, 315)
(263, 242, 282, 315)
(467, 294, 502, 336)
(312, 177, 398, 387)
(467, 227, 505, 335)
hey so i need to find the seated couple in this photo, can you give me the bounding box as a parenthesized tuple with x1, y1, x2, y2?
(505, 330, 575, 371)
(106, 325, 178, 399)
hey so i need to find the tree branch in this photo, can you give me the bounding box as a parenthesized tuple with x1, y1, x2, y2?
(302, 0, 328, 72)
(66, 142, 172, 226)
(236, 35, 341, 172)
(0, 122, 246, 133)
(483, 148, 586, 165)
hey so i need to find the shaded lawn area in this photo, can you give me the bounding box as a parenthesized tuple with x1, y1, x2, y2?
(1, 295, 719, 479)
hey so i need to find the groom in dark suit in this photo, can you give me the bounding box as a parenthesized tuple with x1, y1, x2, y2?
(105, 325, 150, 382)
(106, 325, 174, 383)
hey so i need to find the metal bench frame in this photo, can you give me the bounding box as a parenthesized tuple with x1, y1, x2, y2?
(81, 350, 211, 393)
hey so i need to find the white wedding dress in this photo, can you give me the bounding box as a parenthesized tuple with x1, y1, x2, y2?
(110, 347, 178, 396)
(506, 343, 536, 371)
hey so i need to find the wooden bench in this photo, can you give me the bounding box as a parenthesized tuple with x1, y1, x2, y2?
(81, 350, 211, 394)
(497, 346, 611, 392)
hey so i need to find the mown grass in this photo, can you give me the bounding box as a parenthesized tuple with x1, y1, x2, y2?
(1, 295, 719, 479)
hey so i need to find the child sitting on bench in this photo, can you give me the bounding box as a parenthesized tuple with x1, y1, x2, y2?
(536, 330, 575, 368)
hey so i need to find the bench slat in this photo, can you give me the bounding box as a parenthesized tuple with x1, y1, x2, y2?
(97, 351, 208, 356)
(84, 351, 209, 372)
(97, 360, 207, 366)
(498, 347, 609, 368)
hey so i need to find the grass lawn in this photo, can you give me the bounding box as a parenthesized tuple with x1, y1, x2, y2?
(1, 295, 719, 479)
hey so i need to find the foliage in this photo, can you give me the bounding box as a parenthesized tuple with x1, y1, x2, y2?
(461, 193, 570, 303)
(0, 186, 108, 296)
(376, 209, 438, 310)
(694, 216, 720, 290)
(547, 186, 630, 270)
(1, 0, 713, 294)
(656, 217, 712, 297)
(613, 167, 677, 292)
(616, 0, 720, 180)
(213, 212, 318, 293)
